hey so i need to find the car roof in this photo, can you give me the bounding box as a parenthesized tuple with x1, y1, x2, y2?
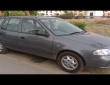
(0, 17, 7, 18)
(0, 16, 57, 19)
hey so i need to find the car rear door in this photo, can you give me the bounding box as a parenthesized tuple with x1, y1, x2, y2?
(0, 17, 21, 50)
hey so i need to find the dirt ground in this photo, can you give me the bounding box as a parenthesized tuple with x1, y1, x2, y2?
(2, 50, 110, 74)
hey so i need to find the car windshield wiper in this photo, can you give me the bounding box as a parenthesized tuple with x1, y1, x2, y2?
(80, 30, 87, 33)
(69, 31, 87, 35)
(69, 31, 82, 35)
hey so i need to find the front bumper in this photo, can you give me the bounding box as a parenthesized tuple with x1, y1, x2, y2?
(85, 55, 110, 68)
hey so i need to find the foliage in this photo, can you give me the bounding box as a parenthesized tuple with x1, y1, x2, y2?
(58, 12, 74, 19)
(70, 22, 86, 31)
(3, 11, 25, 16)
(2, 11, 38, 16)
(63, 11, 68, 14)
(29, 11, 38, 16)
(78, 13, 83, 16)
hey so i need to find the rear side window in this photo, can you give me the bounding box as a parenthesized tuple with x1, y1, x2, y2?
(1, 19, 9, 30)
(7, 18, 20, 32)
(0, 18, 5, 25)
(1, 18, 20, 32)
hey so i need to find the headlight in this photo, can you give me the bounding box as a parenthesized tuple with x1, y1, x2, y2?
(93, 49, 110, 55)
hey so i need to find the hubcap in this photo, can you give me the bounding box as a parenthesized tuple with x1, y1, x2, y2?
(0, 43, 3, 52)
(61, 55, 78, 70)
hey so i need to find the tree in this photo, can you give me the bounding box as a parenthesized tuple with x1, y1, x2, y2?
(58, 12, 74, 19)
(0, 11, 2, 17)
(2, 11, 9, 16)
(3, 11, 25, 16)
(29, 11, 38, 16)
(25, 11, 30, 16)
(78, 13, 83, 16)
(63, 11, 68, 14)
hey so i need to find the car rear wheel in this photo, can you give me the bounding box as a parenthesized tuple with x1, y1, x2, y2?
(57, 52, 84, 73)
(0, 41, 8, 54)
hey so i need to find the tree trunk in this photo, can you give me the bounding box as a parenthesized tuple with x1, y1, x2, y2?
(25, 11, 30, 16)
(0, 11, 2, 17)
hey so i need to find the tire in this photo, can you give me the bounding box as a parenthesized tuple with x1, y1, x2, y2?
(0, 41, 8, 54)
(57, 52, 84, 73)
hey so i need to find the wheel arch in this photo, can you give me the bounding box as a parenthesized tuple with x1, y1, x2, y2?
(0, 39, 8, 48)
(0, 39, 5, 44)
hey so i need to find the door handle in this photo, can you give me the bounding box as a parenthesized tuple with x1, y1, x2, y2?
(20, 36, 25, 39)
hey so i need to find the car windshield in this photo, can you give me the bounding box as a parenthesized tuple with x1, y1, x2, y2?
(39, 18, 83, 36)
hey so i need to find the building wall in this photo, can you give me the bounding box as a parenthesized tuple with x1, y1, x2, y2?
(38, 11, 110, 17)
(85, 11, 103, 18)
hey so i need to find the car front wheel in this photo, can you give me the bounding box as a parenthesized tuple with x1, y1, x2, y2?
(57, 52, 84, 73)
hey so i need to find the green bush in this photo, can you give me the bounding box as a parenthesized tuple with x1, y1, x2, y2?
(70, 22, 86, 31)
(78, 13, 83, 16)
(74, 16, 85, 19)
(58, 12, 74, 19)
(29, 11, 38, 16)
(3, 11, 25, 16)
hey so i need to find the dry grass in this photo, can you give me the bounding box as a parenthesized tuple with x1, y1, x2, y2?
(66, 18, 110, 37)
(65, 18, 108, 22)
(86, 25, 110, 37)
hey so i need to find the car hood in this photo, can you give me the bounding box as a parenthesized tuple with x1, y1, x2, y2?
(61, 32, 110, 48)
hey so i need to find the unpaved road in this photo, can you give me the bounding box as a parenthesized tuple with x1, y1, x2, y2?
(0, 50, 110, 74)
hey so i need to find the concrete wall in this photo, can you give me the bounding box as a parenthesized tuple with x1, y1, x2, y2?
(85, 11, 103, 18)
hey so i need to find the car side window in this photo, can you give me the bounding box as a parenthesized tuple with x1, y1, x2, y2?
(22, 18, 45, 35)
(6, 18, 20, 32)
(40, 20, 51, 29)
(0, 18, 5, 25)
(1, 19, 9, 30)
(1, 18, 20, 32)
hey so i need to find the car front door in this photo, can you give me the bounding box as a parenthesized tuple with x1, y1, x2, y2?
(0, 17, 21, 50)
(18, 18, 53, 58)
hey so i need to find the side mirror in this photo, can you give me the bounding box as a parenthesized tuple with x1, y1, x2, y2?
(36, 31, 49, 37)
